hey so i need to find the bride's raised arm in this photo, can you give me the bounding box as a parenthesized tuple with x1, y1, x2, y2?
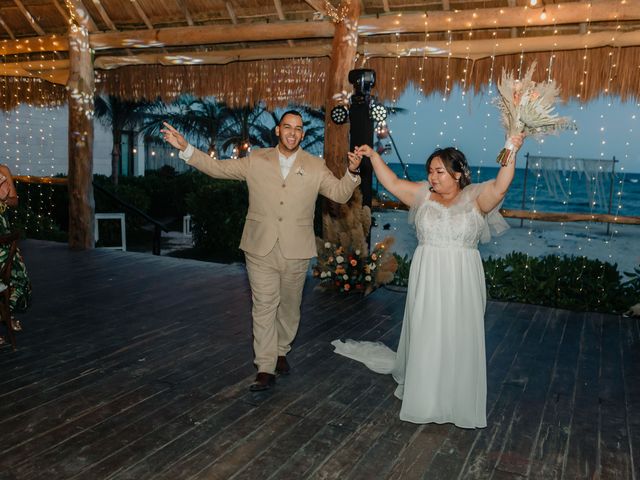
(476, 133, 525, 214)
(348, 145, 422, 207)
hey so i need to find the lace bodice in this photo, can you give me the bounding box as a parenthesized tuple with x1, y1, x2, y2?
(410, 181, 509, 248)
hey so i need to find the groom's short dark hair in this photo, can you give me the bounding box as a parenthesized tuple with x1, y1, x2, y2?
(279, 110, 303, 125)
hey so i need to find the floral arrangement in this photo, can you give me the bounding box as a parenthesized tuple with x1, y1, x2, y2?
(313, 236, 397, 295)
(494, 61, 574, 166)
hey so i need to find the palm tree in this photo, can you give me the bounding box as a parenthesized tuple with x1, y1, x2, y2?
(297, 106, 326, 156)
(94, 95, 156, 185)
(141, 96, 231, 157)
(218, 105, 275, 158)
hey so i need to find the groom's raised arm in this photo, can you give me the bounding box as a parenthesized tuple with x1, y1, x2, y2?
(161, 122, 249, 181)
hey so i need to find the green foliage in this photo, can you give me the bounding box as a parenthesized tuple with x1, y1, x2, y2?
(185, 179, 248, 262)
(622, 265, 640, 292)
(393, 251, 639, 313)
(392, 253, 411, 287)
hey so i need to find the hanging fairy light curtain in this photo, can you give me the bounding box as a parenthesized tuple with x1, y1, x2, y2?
(527, 156, 617, 212)
(0, 42, 65, 238)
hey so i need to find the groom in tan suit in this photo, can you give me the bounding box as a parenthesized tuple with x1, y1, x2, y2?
(162, 111, 361, 391)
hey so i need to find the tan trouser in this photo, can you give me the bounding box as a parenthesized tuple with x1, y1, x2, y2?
(244, 242, 310, 374)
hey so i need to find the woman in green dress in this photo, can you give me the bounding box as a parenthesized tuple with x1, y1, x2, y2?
(0, 164, 31, 341)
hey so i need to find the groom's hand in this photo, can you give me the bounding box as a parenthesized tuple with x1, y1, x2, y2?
(347, 151, 362, 174)
(161, 122, 188, 151)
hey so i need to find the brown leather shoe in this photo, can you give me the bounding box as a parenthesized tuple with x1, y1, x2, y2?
(275, 356, 290, 375)
(249, 372, 276, 392)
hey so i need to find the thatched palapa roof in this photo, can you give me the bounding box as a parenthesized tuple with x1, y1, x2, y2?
(1, 0, 640, 108)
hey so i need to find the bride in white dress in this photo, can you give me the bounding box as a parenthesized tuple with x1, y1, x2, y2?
(335, 136, 524, 428)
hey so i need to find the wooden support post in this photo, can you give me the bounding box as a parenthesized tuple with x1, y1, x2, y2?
(323, 0, 360, 177)
(67, 23, 95, 249)
(322, 1, 372, 254)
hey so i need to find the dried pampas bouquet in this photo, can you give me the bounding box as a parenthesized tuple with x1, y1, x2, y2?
(494, 61, 575, 166)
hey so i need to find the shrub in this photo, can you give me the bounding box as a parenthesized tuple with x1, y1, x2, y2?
(185, 180, 248, 262)
(392, 251, 638, 313)
(392, 253, 411, 287)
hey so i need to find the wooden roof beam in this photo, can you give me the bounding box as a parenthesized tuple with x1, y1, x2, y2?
(382, 0, 390, 13)
(0, 36, 68, 54)
(226, 2, 238, 24)
(91, 0, 117, 31)
(304, 0, 325, 12)
(130, 0, 153, 29)
(52, 0, 71, 24)
(13, 0, 45, 36)
(90, 28, 640, 69)
(0, 14, 16, 39)
(174, 0, 194, 26)
(273, 0, 295, 47)
(0, 0, 637, 54)
(87, 1, 640, 50)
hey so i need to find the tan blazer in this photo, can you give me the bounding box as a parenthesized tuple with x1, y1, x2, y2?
(187, 146, 360, 259)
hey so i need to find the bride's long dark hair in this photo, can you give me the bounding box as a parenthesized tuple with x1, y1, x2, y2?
(425, 147, 472, 189)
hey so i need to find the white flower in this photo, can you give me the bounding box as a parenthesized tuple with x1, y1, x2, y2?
(336, 255, 344, 264)
(327, 271, 332, 277)
(355, 249, 361, 255)
(369, 263, 377, 270)
(296, 166, 305, 176)
(324, 242, 331, 248)
(365, 275, 372, 282)
(320, 271, 327, 278)
(343, 274, 349, 280)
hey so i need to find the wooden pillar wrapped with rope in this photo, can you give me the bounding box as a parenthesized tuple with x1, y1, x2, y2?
(66, 2, 95, 250)
(321, 0, 370, 255)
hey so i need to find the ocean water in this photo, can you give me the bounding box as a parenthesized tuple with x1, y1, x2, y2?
(379, 163, 640, 217)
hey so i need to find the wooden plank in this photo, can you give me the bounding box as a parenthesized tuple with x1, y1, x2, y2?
(620, 316, 640, 479)
(152, 297, 404, 478)
(272, 322, 406, 478)
(490, 308, 570, 477)
(562, 313, 603, 479)
(1, 241, 634, 478)
(528, 311, 584, 479)
(598, 314, 633, 479)
(228, 375, 389, 479)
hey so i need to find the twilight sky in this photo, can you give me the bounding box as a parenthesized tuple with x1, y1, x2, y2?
(382, 86, 639, 173)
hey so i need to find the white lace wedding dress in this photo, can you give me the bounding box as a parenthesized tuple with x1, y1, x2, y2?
(333, 181, 508, 428)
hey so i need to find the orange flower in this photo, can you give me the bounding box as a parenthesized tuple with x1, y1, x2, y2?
(344, 284, 351, 291)
(371, 253, 378, 261)
(350, 259, 357, 267)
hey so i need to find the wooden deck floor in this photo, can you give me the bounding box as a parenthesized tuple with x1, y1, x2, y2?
(0, 240, 638, 480)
